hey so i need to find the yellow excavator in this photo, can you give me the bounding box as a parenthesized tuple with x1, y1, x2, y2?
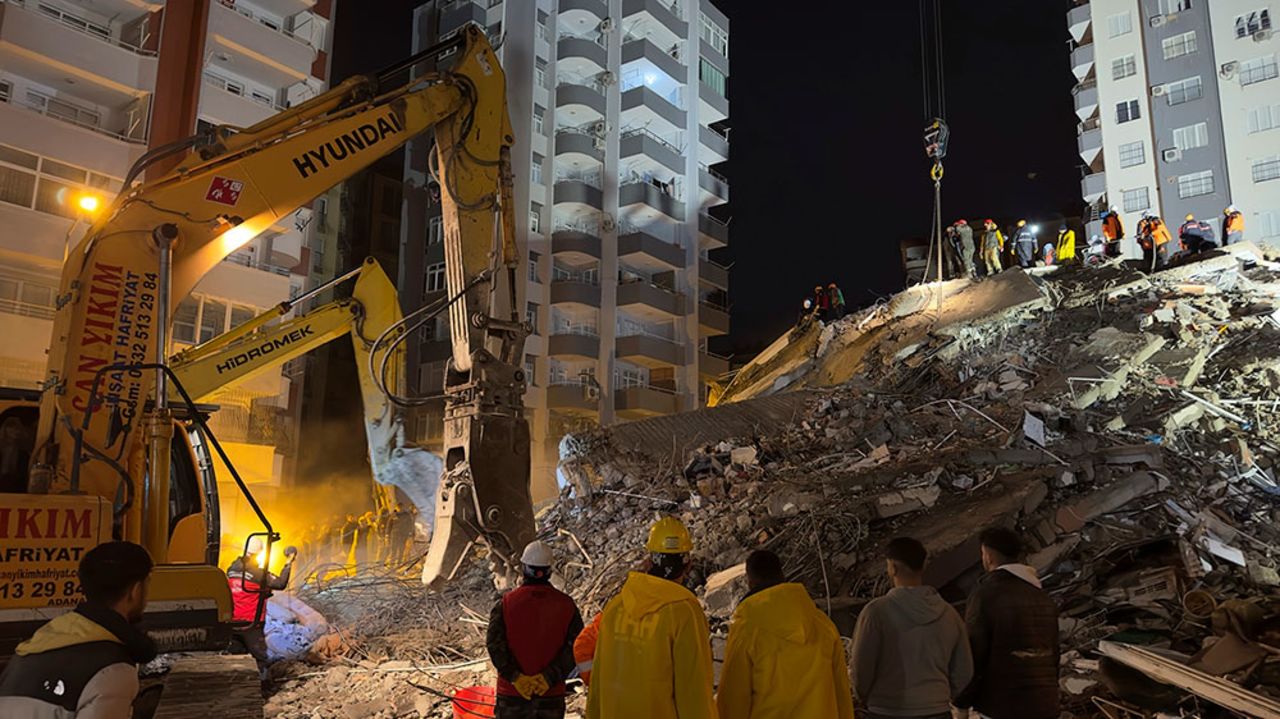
(0, 25, 533, 657)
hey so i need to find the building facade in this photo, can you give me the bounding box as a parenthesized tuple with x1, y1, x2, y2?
(404, 0, 731, 500)
(0, 0, 335, 490)
(1069, 0, 1280, 251)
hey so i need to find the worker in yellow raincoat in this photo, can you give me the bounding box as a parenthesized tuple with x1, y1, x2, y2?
(717, 550, 855, 719)
(1055, 224, 1076, 265)
(585, 517, 716, 719)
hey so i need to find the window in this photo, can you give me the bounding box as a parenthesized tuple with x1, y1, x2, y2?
(700, 13, 728, 55)
(1248, 103, 1280, 133)
(1260, 210, 1280, 239)
(1122, 187, 1151, 213)
(199, 299, 227, 343)
(535, 59, 547, 88)
(531, 153, 543, 185)
(1236, 10, 1272, 38)
(1177, 169, 1215, 198)
(529, 202, 541, 234)
(1165, 76, 1202, 105)
(1254, 155, 1280, 183)
(533, 105, 545, 135)
(1173, 122, 1209, 150)
(528, 251, 541, 283)
(0, 165, 36, 209)
(526, 302, 540, 334)
(523, 354, 537, 386)
(230, 304, 255, 331)
(1118, 141, 1145, 168)
(426, 262, 446, 292)
(0, 143, 121, 218)
(1112, 55, 1137, 80)
(699, 59, 726, 97)
(173, 297, 199, 343)
(1157, 0, 1192, 12)
(1241, 56, 1279, 86)
(1162, 31, 1197, 60)
(427, 216, 443, 245)
(1116, 100, 1142, 123)
(1108, 11, 1133, 37)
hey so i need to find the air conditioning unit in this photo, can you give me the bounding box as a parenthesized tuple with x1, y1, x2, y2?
(598, 71, 616, 86)
(593, 136, 607, 151)
(1150, 15, 1167, 27)
(590, 120, 608, 136)
(601, 214, 617, 232)
(1256, 30, 1275, 41)
(599, 17, 614, 32)
(1151, 84, 1166, 96)
(1163, 148, 1182, 162)
(1221, 61, 1239, 78)
(584, 384, 600, 400)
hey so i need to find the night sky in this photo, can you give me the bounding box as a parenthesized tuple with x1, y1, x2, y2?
(332, 1, 1084, 355)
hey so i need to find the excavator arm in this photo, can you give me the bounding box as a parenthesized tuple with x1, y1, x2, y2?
(32, 26, 532, 584)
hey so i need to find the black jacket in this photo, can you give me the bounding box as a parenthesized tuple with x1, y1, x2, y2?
(956, 568, 1060, 719)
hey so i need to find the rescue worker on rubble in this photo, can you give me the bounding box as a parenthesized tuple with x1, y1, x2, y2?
(944, 224, 963, 278)
(954, 220, 976, 278)
(813, 285, 831, 323)
(227, 537, 296, 662)
(0, 542, 156, 719)
(827, 282, 846, 321)
(796, 298, 814, 328)
(1223, 205, 1245, 245)
(1137, 210, 1172, 271)
(1101, 206, 1124, 257)
(486, 541, 584, 719)
(1012, 220, 1036, 269)
(980, 219, 1004, 276)
(956, 528, 1060, 719)
(850, 537, 972, 719)
(388, 504, 416, 569)
(585, 516, 716, 719)
(1056, 223, 1076, 265)
(1179, 213, 1216, 254)
(716, 550, 855, 719)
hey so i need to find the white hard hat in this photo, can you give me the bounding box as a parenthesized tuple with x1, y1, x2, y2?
(246, 537, 264, 555)
(1227, 204, 1238, 213)
(521, 540, 553, 567)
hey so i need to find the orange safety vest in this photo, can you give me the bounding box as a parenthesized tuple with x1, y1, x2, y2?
(1138, 219, 1171, 249)
(573, 613, 601, 685)
(1225, 212, 1245, 234)
(1102, 214, 1124, 241)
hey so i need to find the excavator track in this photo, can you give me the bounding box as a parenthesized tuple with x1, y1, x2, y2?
(152, 654, 262, 719)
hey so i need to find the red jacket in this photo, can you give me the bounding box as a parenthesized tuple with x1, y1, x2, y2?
(226, 556, 291, 623)
(486, 582, 583, 698)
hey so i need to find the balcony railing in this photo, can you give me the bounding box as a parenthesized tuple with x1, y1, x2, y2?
(622, 126, 682, 155)
(556, 76, 608, 94)
(2, 88, 145, 144)
(223, 2, 317, 50)
(554, 220, 601, 235)
(615, 378, 677, 394)
(202, 73, 284, 111)
(700, 298, 730, 312)
(551, 266, 601, 284)
(699, 163, 729, 184)
(551, 323, 599, 336)
(224, 251, 293, 277)
(0, 298, 56, 320)
(5, 0, 157, 56)
(555, 169, 603, 190)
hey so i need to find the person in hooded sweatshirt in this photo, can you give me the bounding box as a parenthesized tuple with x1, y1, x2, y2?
(0, 541, 157, 719)
(717, 550, 854, 719)
(955, 528, 1059, 719)
(585, 516, 715, 719)
(850, 537, 972, 719)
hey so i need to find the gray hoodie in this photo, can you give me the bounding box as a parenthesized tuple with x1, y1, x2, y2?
(850, 586, 973, 717)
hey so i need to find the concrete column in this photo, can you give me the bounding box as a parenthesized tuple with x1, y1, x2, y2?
(598, 0, 623, 426)
(677, 0, 701, 412)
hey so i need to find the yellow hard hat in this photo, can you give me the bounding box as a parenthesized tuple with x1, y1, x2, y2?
(1017, 220, 1027, 227)
(1186, 213, 1195, 221)
(646, 516, 693, 554)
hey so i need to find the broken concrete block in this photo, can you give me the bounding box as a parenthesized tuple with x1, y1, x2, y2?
(729, 446, 759, 465)
(1163, 403, 1206, 434)
(703, 563, 747, 618)
(1054, 471, 1167, 533)
(873, 485, 942, 519)
(1097, 445, 1164, 469)
(767, 492, 820, 517)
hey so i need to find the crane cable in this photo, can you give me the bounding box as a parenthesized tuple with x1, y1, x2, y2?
(916, 0, 949, 299)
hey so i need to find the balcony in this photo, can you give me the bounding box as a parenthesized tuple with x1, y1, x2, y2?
(699, 259, 729, 289)
(699, 351, 730, 377)
(1081, 171, 1107, 203)
(549, 332, 600, 360)
(622, 38, 687, 86)
(699, 167, 730, 204)
(0, 1, 158, 93)
(1067, 3, 1092, 44)
(618, 229, 686, 269)
(621, 86, 686, 133)
(550, 280, 602, 308)
(439, 0, 486, 36)
(699, 301, 730, 336)
(547, 383, 600, 415)
(620, 181, 685, 221)
(700, 124, 729, 162)
(699, 81, 729, 124)
(617, 280, 685, 317)
(615, 384, 677, 418)
(1073, 82, 1098, 121)
(554, 178, 604, 210)
(559, 0, 608, 25)
(0, 88, 149, 157)
(622, 0, 687, 43)
(1078, 126, 1103, 167)
(620, 127, 684, 175)
(200, 77, 279, 127)
(1071, 42, 1095, 81)
(552, 227, 602, 261)
(558, 35, 608, 73)
(556, 81, 607, 121)
(555, 128, 605, 164)
(616, 333, 681, 367)
(209, 2, 318, 83)
(698, 213, 729, 249)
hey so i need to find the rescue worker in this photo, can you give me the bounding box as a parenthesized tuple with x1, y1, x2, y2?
(827, 282, 846, 320)
(956, 528, 1060, 719)
(0, 542, 156, 719)
(1137, 210, 1172, 271)
(1179, 213, 1216, 254)
(585, 516, 716, 719)
(1055, 223, 1076, 264)
(227, 537, 295, 624)
(1041, 241, 1055, 267)
(716, 550, 855, 719)
(954, 220, 976, 278)
(487, 541, 584, 719)
(1101, 206, 1124, 257)
(339, 513, 358, 562)
(813, 285, 831, 323)
(944, 224, 963, 278)
(388, 505, 416, 569)
(355, 512, 375, 567)
(1223, 205, 1245, 244)
(796, 298, 814, 327)
(980, 219, 1003, 276)
(1012, 220, 1036, 269)
(573, 614, 601, 687)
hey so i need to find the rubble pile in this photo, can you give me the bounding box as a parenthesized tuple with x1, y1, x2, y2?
(266, 245, 1280, 718)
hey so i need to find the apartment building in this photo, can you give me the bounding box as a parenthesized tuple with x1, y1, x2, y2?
(1069, 0, 1280, 251)
(0, 0, 335, 489)
(403, 0, 731, 500)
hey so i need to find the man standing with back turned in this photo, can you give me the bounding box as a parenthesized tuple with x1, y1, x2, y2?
(850, 537, 972, 719)
(717, 550, 854, 719)
(956, 528, 1059, 719)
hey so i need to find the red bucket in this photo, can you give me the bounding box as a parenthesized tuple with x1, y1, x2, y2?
(452, 686, 496, 719)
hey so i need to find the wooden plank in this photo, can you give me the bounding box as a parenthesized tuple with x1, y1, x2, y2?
(1098, 641, 1280, 718)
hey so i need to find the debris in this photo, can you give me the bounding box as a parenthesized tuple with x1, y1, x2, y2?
(1098, 641, 1280, 718)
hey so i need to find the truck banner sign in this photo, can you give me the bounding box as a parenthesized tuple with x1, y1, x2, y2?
(0, 495, 110, 609)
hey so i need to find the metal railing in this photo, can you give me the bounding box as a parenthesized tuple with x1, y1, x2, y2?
(699, 212, 729, 230)
(224, 252, 294, 277)
(202, 74, 285, 111)
(556, 76, 608, 94)
(551, 266, 601, 285)
(616, 320, 677, 341)
(622, 126, 682, 155)
(4, 0, 157, 56)
(561, 30, 606, 47)
(1, 89, 145, 144)
(220, 1, 318, 50)
(616, 379, 677, 394)
(554, 220, 601, 236)
(555, 168, 603, 190)
(551, 323, 599, 337)
(0, 297, 56, 320)
(700, 297, 730, 312)
(699, 163, 730, 184)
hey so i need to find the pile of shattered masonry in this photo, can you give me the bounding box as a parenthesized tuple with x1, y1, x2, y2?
(265, 242, 1280, 718)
